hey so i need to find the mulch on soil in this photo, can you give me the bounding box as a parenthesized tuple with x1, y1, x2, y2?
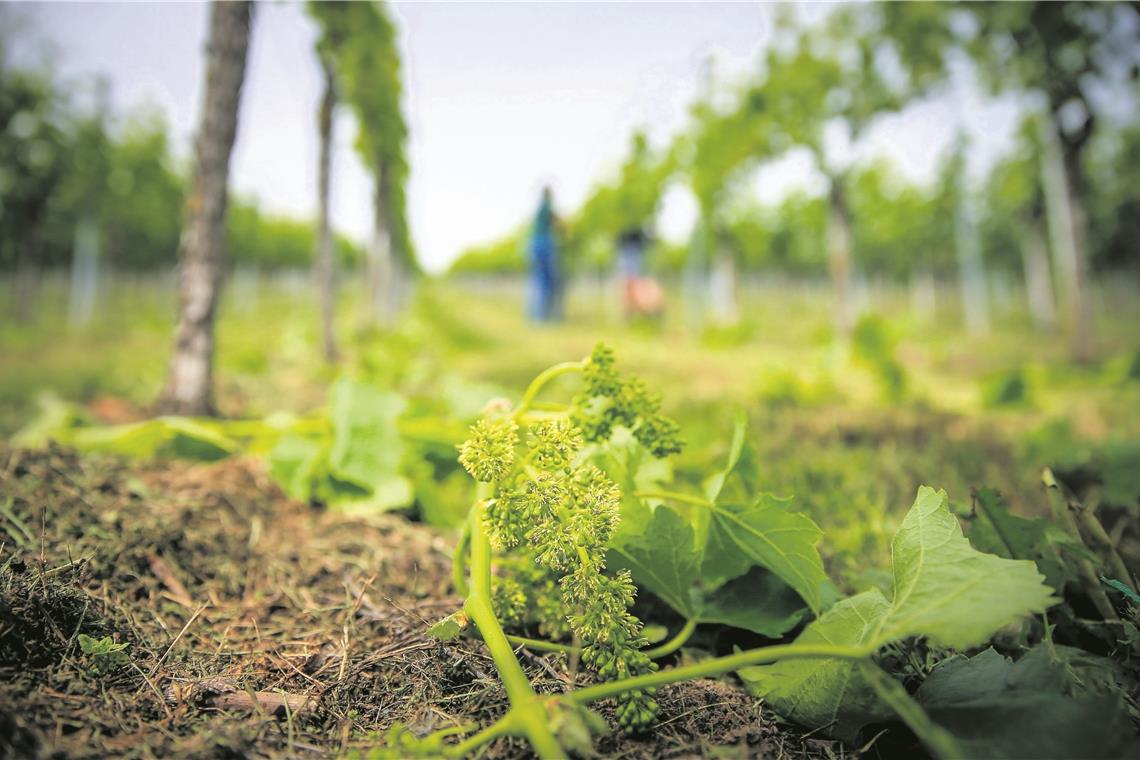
(0, 445, 843, 759)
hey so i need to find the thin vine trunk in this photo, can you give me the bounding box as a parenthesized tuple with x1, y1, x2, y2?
(1062, 148, 1094, 360)
(909, 267, 936, 322)
(362, 159, 402, 327)
(10, 239, 40, 324)
(68, 212, 100, 330)
(708, 249, 739, 325)
(315, 56, 338, 362)
(1016, 215, 1056, 331)
(157, 0, 253, 415)
(380, 161, 407, 323)
(1038, 115, 1094, 361)
(362, 173, 391, 328)
(826, 180, 854, 340)
(682, 213, 712, 332)
(953, 184, 990, 335)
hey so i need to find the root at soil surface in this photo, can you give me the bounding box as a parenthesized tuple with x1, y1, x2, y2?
(0, 445, 844, 759)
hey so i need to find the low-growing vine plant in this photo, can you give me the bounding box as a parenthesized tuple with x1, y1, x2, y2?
(395, 345, 1056, 759)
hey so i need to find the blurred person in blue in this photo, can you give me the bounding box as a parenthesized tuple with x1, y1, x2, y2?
(528, 186, 563, 321)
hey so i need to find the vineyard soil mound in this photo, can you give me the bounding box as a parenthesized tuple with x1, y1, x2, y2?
(0, 446, 844, 759)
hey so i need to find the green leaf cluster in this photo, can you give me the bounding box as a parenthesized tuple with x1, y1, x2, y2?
(13, 399, 238, 461)
(0, 52, 363, 272)
(77, 633, 130, 676)
(913, 644, 1138, 759)
(610, 415, 828, 637)
(740, 486, 1056, 743)
(421, 347, 1132, 759)
(309, 0, 414, 268)
(269, 378, 413, 513)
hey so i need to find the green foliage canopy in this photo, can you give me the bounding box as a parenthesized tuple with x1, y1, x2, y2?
(309, 0, 415, 270)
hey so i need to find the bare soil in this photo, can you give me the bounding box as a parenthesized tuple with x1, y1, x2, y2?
(0, 446, 844, 759)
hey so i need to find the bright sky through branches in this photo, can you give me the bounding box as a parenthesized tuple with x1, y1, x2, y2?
(16, 1, 1031, 273)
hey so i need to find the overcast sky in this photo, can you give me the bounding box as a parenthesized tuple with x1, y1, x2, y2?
(13, 1, 1034, 272)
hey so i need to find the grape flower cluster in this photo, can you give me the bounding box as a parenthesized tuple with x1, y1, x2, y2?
(457, 344, 683, 730)
(572, 344, 682, 458)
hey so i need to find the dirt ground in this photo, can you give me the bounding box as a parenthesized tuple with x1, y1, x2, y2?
(0, 446, 847, 759)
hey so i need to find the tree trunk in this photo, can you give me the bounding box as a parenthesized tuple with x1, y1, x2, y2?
(230, 264, 259, 313)
(362, 166, 392, 328)
(1062, 149, 1095, 360)
(708, 249, 739, 325)
(361, 159, 404, 327)
(683, 213, 712, 333)
(909, 267, 936, 322)
(10, 237, 40, 324)
(1038, 115, 1094, 361)
(157, 0, 253, 416)
(954, 178, 989, 335)
(379, 161, 407, 324)
(1015, 215, 1056, 331)
(68, 213, 100, 330)
(826, 179, 854, 339)
(315, 56, 338, 361)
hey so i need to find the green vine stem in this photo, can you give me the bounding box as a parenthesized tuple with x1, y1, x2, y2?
(445, 714, 515, 758)
(502, 623, 692, 659)
(633, 489, 712, 507)
(642, 618, 697, 659)
(527, 401, 571, 412)
(505, 634, 577, 655)
(447, 632, 959, 758)
(451, 519, 471, 596)
(513, 361, 584, 420)
(857, 661, 966, 760)
(461, 483, 566, 759)
(565, 642, 875, 705)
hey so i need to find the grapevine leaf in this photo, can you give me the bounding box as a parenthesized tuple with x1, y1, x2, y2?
(608, 505, 701, 618)
(71, 417, 236, 461)
(268, 435, 326, 501)
(328, 475, 415, 514)
(609, 414, 825, 622)
(695, 414, 828, 613)
(586, 426, 670, 539)
(739, 591, 891, 741)
(549, 702, 609, 758)
(965, 487, 1092, 591)
(914, 645, 1138, 759)
(875, 487, 1056, 649)
(161, 418, 239, 460)
(327, 378, 411, 507)
(426, 611, 468, 641)
(11, 393, 86, 448)
(410, 465, 470, 529)
(701, 493, 827, 614)
(1095, 441, 1140, 508)
(857, 660, 966, 760)
(609, 506, 807, 636)
(742, 487, 1057, 741)
(704, 410, 761, 505)
(72, 420, 167, 457)
(698, 566, 808, 636)
(966, 487, 1050, 559)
